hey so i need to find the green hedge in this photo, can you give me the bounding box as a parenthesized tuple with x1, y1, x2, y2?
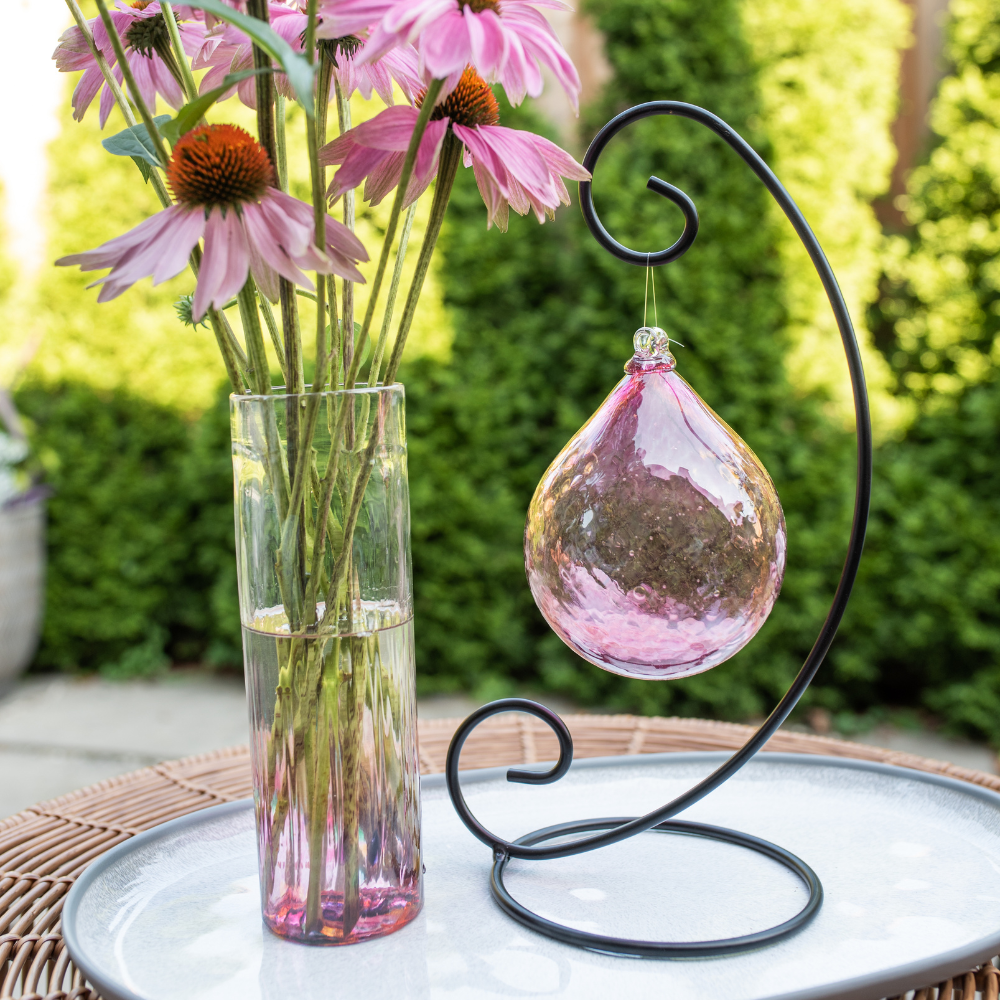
(840, 0, 1000, 739)
(15, 382, 239, 673)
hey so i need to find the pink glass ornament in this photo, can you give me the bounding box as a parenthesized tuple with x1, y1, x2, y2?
(524, 327, 786, 680)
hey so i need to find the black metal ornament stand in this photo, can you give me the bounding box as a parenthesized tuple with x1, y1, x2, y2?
(444, 102, 874, 959)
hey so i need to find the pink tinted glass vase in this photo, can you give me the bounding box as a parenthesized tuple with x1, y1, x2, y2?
(525, 328, 786, 679)
(232, 385, 422, 944)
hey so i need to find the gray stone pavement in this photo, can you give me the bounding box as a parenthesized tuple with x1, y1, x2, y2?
(0, 674, 994, 820)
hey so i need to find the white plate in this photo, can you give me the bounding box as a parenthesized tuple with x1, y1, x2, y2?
(63, 753, 1000, 1000)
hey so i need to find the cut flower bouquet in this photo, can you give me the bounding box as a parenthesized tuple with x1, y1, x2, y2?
(54, 0, 588, 944)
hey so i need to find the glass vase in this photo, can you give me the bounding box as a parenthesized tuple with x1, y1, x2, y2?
(231, 384, 421, 945)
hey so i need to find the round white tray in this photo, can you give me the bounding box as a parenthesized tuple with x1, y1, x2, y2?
(63, 752, 1000, 1000)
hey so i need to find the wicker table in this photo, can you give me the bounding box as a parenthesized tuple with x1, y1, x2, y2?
(2, 714, 998, 1000)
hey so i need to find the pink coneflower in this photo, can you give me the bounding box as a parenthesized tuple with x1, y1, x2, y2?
(56, 124, 368, 320)
(194, 2, 421, 108)
(321, 0, 581, 112)
(53, 1, 206, 128)
(319, 67, 589, 230)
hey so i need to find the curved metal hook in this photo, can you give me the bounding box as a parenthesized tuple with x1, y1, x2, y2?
(580, 174, 699, 266)
(446, 101, 871, 866)
(445, 698, 573, 853)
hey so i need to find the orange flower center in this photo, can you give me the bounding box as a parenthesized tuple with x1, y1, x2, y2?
(463, 0, 500, 11)
(167, 124, 274, 209)
(422, 67, 500, 128)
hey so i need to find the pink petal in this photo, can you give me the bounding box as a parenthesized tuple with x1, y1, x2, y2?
(178, 21, 207, 56)
(58, 206, 203, 302)
(454, 124, 548, 192)
(321, 247, 366, 284)
(381, 0, 455, 38)
(380, 44, 422, 102)
(198, 62, 233, 97)
(127, 52, 160, 114)
(250, 253, 281, 304)
(329, 146, 395, 201)
(71, 67, 105, 123)
(53, 25, 93, 71)
(419, 8, 472, 78)
(150, 57, 184, 109)
(257, 191, 314, 257)
(471, 157, 508, 231)
(98, 66, 122, 128)
(413, 117, 449, 187)
(353, 104, 422, 150)
(497, 3, 581, 110)
(322, 211, 370, 262)
(532, 134, 591, 181)
(99, 208, 202, 289)
(269, 7, 307, 45)
(241, 201, 313, 290)
(194, 207, 251, 320)
(315, 0, 398, 40)
(364, 151, 406, 205)
(465, 7, 508, 79)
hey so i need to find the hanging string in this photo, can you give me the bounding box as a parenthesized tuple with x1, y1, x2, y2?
(643, 253, 651, 328)
(651, 257, 658, 329)
(645, 255, 684, 347)
(643, 254, 660, 329)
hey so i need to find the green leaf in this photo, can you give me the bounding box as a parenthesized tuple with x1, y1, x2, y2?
(181, 0, 315, 117)
(102, 115, 173, 167)
(130, 156, 152, 183)
(161, 68, 272, 146)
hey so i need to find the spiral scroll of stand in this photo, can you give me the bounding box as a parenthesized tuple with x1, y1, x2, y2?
(444, 101, 873, 959)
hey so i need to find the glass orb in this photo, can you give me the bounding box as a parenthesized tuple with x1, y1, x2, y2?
(524, 332, 786, 680)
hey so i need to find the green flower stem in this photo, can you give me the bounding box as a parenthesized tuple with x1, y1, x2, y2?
(335, 82, 356, 396)
(94, 0, 171, 170)
(330, 274, 340, 389)
(340, 634, 369, 938)
(369, 203, 417, 387)
(258, 292, 287, 385)
(280, 284, 305, 393)
(245, 0, 278, 168)
(383, 133, 461, 387)
(237, 279, 271, 396)
(189, 245, 249, 389)
(208, 308, 246, 392)
(159, 1, 199, 103)
(327, 276, 341, 386)
(321, 131, 460, 628)
(275, 95, 289, 192)
(219, 311, 251, 375)
(344, 77, 444, 392)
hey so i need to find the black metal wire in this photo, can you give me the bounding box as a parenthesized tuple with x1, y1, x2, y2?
(445, 100, 873, 957)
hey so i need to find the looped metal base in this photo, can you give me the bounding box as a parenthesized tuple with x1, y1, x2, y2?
(490, 816, 823, 959)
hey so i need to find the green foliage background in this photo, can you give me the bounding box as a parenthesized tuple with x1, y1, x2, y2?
(842, 0, 1000, 737)
(13, 0, 1000, 742)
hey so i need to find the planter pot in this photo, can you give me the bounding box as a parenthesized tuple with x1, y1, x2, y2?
(231, 384, 421, 945)
(0, 495, 45, 691)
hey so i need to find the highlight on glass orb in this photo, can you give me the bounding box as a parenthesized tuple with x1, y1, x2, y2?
(524, 327, 786, 680)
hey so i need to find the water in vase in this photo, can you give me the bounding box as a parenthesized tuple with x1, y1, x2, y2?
(243, 607, 422, 944)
